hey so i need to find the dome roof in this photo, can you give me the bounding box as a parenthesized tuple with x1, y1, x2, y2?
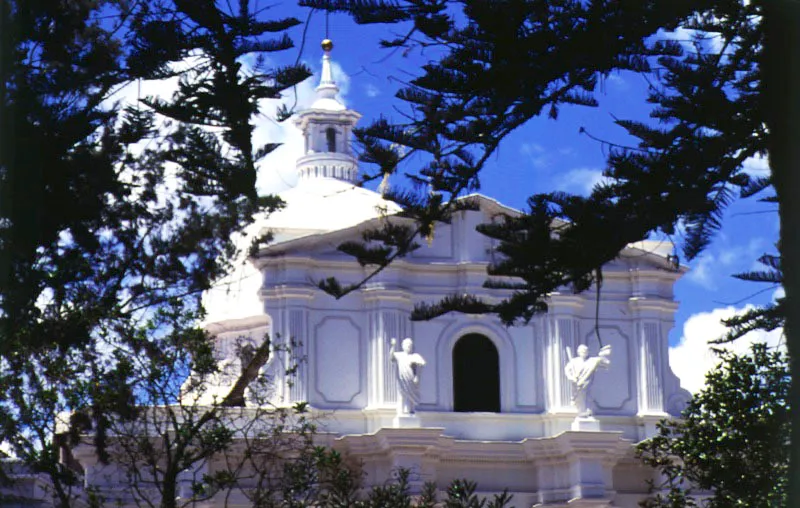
(261, 178, 401, 244)
(201, 180, 399, 324)
(202, 40, 399, 325)
(309, 96, 346, 111)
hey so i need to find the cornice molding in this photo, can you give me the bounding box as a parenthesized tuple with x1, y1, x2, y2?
(204, 315, 270, 335)
(259, 285, 317, 301)
(628, 297, 679, 314)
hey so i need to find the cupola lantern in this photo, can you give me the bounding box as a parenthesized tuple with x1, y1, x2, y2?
(293, 39, 361, 184)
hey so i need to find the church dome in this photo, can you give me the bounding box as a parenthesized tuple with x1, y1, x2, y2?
(202, 42, 400, 324)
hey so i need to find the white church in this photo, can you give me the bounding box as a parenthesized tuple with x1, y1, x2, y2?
(5, 42, 693, 507)
(191, 42, 693, 507)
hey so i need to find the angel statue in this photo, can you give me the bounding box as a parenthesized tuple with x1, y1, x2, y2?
(389, 337, 426, 415)
(564, 344, 612, 417)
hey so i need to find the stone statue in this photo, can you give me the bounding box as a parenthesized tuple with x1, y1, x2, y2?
(564, 344, 612, 417)
(389, 337, 426, 415)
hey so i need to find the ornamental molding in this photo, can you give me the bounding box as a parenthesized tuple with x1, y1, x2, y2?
(335, 426, 633, 466)
(259, 285, 317, 301)
(360, 286, 413, 304)
(204, 315, 270, 335)
(627, 297, 679, 314)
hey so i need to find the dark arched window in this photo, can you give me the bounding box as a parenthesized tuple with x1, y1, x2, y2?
(326, 127, 336, 152)
(452, 333, 500, 412)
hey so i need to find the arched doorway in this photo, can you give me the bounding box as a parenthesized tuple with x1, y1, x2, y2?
(452, 333, 501, 412)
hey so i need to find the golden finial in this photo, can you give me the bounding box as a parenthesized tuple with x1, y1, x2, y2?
(321, 39, 334, 52)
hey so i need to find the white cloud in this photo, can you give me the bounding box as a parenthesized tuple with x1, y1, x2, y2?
(100, 56, 204, 166)
(669, 305, 784, 393)
(251, 79, 314, 195)
(105, 78, 179, 113)
(555, 167, 607, 195)
(655, 25, 725, 54)
(91, 53, 352, 325)
(364, 83, 381, 98)
(520, 142, 544, 154)
(0, 440, 14, 458)
(685, 253, 718, 290)
(721, 236, 764, 266)
(106, 53, 351, 198)
(102, 51, 210, 119)
(742, 154, 770, 178)
(520, 142, 551, 169)
(685, 237, 765, 290)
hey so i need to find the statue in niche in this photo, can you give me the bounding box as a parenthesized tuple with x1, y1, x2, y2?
(564, 344, 612, 417)
(389, 337, 426, 415)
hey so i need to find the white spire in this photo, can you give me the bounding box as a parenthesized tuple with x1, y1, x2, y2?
(317, 40, 338, 95)
(311, 39, 344, 111)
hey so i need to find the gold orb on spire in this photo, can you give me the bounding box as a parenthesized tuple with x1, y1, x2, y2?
(321, 38, 334, 51)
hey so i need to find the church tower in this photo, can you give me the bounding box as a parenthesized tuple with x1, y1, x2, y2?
(293, 39, 361, 184)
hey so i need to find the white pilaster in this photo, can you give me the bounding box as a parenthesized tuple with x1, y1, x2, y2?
(629, 297, 675, 419)
(337, 428, 445, 494)
(262, 287, 314, 405)
(527, 432, 628, 507)
(364, 289, 412, 409)
(544, 295, 584, 413)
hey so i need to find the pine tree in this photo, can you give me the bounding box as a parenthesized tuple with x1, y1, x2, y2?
(299, 0, 799, 501)
(721, 252, 783, 343)
(0, 0, 309, 503)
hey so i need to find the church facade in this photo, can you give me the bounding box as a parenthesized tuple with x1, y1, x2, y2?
(1, 44, 693, 508)
(196, 43, 692, 507)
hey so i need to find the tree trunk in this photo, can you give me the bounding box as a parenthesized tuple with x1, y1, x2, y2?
(762, 0, 800, 505)
(161, 466, 179, 508)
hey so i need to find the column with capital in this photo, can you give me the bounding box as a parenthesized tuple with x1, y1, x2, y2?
(262, 287, 314, 406)
(543, 294, 584, 413)
(629, 297, 674, 421)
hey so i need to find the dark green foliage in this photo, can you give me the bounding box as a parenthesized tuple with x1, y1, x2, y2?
(273, 447, 513, 508)
(411, 294, 494, 321)
(0, 0, 309, 505)
(1, 0, 309, 350)
(637, 343, 789, 507)
(296, 1, 794, 500)
(719, 252, 783, 344)
(441, 479, 513, 508)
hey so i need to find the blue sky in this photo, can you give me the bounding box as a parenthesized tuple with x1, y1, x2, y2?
(119, 5, 781, 392)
